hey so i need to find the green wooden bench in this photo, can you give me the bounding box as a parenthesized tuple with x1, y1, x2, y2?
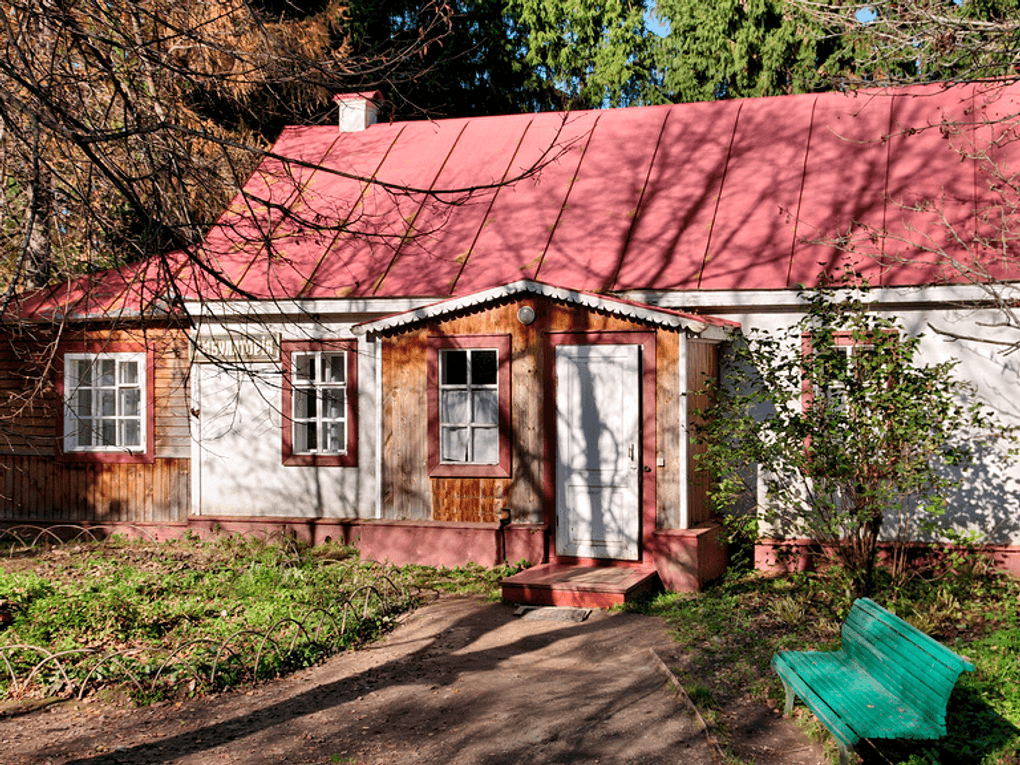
(772, 597, 974, 764)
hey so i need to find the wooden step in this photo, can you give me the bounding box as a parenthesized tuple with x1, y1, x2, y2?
(500, 563, 661, 608)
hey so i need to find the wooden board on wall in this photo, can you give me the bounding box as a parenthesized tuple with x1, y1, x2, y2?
(0, 325, 192, 524)
(686, 340, 719, 527)
(153, 329, 192, 459)
(0, 455, 189, 523)
(656, 331, 681, 530)
(381, 331, 432, 520)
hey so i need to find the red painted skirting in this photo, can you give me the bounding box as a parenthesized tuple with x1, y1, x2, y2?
(648, 524, 728, 591)
(755, 538, 1020, 579)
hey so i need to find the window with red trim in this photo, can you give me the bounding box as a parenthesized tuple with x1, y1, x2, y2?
(802, 330, 894, 411)
(428, 335, 511, 478)
(282, 340, 358, 467)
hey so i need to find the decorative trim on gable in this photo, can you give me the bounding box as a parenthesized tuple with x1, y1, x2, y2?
(352, 280, 737, 339)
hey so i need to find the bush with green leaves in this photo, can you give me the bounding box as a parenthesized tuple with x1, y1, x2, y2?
(694, 276, 1017, 596)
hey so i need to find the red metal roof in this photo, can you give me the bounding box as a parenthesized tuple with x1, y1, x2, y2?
(15, 81, 1020, 320)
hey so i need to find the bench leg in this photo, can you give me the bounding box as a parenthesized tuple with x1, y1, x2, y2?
(837, 740, 853, 765)
(779, 676, 795, 717)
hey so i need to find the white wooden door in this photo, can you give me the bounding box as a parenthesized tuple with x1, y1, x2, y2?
(555, 344, 641, 560)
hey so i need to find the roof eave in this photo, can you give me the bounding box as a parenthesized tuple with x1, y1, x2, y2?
(352, 279, 738, 338)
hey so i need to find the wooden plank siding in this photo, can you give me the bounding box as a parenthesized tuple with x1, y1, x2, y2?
(655, 331, 682, 530)
(379, 295, 714, 530)
(0, 325, 191, 524)
(686, 340, 719, 527)
(381, 329, 432, 520)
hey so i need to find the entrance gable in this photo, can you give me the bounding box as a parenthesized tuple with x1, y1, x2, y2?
(366, 289, 720, 568)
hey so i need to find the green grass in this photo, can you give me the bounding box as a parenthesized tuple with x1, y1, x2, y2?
(0, 534, 507, 703)
(634, 558, 1020, 764)
(5, 532, 1015, 764)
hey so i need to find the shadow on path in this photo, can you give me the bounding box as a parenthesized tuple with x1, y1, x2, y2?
(15, 597, 718, 765)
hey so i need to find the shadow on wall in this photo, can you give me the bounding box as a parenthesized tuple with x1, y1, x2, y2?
(710, 331, 1020, 550)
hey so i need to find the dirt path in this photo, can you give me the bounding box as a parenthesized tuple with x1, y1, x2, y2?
(2, 596, 826, 765)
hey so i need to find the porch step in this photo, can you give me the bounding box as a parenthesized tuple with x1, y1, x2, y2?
(500, 563, 661, 608)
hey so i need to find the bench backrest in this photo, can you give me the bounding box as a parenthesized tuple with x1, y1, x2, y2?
(841, 598, 974, 729)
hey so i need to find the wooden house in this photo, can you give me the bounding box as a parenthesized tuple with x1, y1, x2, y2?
(3, 82, 1019, 605)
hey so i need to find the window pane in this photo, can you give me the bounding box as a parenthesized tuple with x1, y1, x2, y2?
(122, 420, 141, 447)
(100, 419, 117, 446)
(76, 360, 93, 387)
(76, 420, 92, 448)
(294, 421, 315, 452)
(472, 350, 497, 386)
(441, 350, 467, 385)
(323, 389, 346, 420)
(294, 389, 316, 419)
(473, 390, 499, 425)
(119, 361, 138, 385)
(100, 390, 117, 417)
(323, 353, 345, 384)
(76, 390, 92, 418)
(98, 360, 116, 387)
(294, 354, 315, 383)
(324, 422, 345, 453)
(440, 390, 469, 424)
(440, 426, 468, 462)
(120, 389, 141, 417)
(472, 427, 498, 464)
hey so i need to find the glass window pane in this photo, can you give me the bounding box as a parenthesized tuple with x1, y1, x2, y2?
(65, 354, 147, 451)
(323, 389, 346, 420)
(324, 422, 345, 453)
(100, 419, 117, 446)
(294, 354, 315, 383)
(472, 427, 498, 464)
(473, 390, 498, 425)
(440, 390, 469, 424)
(294, 389, 316, 419)
(98, 360, 116, 387)
(122, 420, 141, 447)
(100, 390, 117, 417)
(76, 420, 92, 448)
(76, 390, 92, 418)
(323, 353, 345, 384)
(472, 350, 497, 386)
(119, 361, 138, 385)
(120, 389, 141, 417)
(294, 421, 315, 452)
(76, 360, 92, 387)
(441, 350, 467, 385)
(440, 426, 468, 462)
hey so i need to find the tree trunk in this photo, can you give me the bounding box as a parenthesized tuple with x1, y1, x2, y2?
(24, 169, 52, 290)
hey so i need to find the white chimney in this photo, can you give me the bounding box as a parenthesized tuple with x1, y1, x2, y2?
(333, 91, 382, 133)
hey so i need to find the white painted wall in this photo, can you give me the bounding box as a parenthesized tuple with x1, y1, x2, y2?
(691, 297, 1020, 546)
(189, 320, 377, 519)
(184, 289, 1020, 544)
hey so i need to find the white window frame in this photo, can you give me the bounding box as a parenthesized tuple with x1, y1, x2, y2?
(810, 337, 879, 411)
(290, 350, 349, 456)
(438, 347, 500, 465)
(63, 352, 147, 453)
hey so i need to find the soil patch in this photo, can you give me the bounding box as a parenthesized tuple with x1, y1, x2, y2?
(2, 595, 826, 765)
